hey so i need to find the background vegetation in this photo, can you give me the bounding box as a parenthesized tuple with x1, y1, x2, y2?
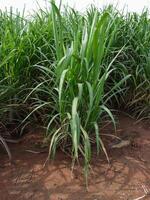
(0, 1, 149, 182)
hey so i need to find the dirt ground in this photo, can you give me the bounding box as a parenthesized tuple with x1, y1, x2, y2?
(0, 115, 150, 200)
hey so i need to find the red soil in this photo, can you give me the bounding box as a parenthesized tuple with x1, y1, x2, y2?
(0, 115, 150, 200)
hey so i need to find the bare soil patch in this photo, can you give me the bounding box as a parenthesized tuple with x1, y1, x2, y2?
(0, 115, 150, 200)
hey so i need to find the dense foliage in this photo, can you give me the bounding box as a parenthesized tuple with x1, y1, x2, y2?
(0, 2, 149, 182)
